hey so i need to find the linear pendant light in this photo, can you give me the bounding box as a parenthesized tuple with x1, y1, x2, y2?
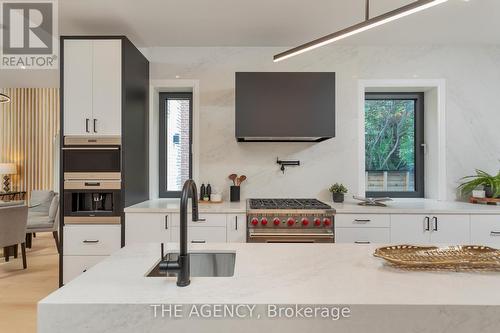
(273, 0, 449, 62)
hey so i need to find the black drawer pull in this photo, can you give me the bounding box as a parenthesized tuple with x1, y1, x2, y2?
(191, 240, 206, 244)
(354, 219, 371, 223)
(490, 231, 500, 236)
(83, 239, 99, 244)
(84, 182, 100, 186)
(165, 215, 168, 229)
(355, 241, 371, 244)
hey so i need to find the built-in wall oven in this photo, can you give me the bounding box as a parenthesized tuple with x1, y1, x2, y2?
(63, 137, 122, 224)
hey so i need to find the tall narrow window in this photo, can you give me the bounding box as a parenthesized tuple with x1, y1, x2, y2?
(159, 92, 192, 197)
(365, 93, 424, 198)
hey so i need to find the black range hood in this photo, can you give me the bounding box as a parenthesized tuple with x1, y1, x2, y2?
(235, 72, 335, 142)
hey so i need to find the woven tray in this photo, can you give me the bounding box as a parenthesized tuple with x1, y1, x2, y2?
(374, 245, 500, 271)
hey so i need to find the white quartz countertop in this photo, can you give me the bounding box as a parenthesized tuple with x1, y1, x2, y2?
(125, 198, 499, 215)
(40, 243, 500, 306)
(329, 198, 500, 214)
(124, 199, 246, 214)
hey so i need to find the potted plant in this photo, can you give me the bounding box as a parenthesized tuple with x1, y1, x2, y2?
(329, 183, 348, 203)
(458, 169, 500, 199)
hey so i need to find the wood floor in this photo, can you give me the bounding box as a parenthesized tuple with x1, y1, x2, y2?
(0, 233, 59, 333)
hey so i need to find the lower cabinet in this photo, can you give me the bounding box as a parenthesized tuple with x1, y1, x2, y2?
(63, 255, 105, 284)
(125, 213, 171, 244)
(226, 214, 247, 242)
(125, 212, 247, 244)
(471, 215, 500, 247)
(337, 213, 478, 245)
(391, 214, 470, 244)
(63, 224, 121, 284)
(335, 227, 390, 244)
(171, 226, 227, 243)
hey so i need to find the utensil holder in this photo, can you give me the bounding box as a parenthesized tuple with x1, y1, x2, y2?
(230, 186, 240, 202)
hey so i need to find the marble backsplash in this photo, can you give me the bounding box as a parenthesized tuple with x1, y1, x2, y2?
(147, 45, 500, 201)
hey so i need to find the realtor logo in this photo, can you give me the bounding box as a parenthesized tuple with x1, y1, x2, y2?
(0, 0, 58, 68)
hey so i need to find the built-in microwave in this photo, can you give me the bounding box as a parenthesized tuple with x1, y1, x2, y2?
(63, 136, 121, 172)
(63, 180, 121, 224)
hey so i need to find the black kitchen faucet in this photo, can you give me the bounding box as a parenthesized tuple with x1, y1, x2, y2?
(159, 179, 205, 287)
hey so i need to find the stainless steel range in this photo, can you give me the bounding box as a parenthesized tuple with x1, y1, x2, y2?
(246, 199, 335, 243)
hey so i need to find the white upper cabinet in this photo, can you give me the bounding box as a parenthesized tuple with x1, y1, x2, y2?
(63, 40, 93, 136)
(63, 39, 122, 137)
(92, 40, 122, 136)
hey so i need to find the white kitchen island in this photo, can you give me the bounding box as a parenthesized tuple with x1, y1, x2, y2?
(39, 243, 500, 333)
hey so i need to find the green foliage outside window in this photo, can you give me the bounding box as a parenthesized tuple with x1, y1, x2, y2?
(365, 99, 415, 172)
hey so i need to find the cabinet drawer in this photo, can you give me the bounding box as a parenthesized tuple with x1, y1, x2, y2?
(171, 226, 227, 243)
(336, 214, 390, 228)
(63, 255, 105, 284)
(335, 227, 390, 244)
(471, 215, 500, 247)
(170, 213, 227, 227)
(64, 225, 121, 255)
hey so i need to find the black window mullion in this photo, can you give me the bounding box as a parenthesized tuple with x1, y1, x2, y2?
(365, 92, 424, 198)
(159, 92, 193, 198)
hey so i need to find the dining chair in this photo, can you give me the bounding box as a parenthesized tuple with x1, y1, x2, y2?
(0, 205, 28, 269)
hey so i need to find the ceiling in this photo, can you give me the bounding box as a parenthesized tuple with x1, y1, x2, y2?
(58, 0, 500, 47)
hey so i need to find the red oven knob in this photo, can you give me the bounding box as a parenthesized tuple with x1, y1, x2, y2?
(261, 218, 268, 226)
(251, 218, 259, 226)
(273, 218, 281, 226)
(314, 218, 321, 226)
(323, 218, 332, 226)
(301, 218, 309, 226)
(287, 218, 296, 226)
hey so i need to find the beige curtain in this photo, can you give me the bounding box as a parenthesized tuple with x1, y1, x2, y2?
(0, 88, 60, 198)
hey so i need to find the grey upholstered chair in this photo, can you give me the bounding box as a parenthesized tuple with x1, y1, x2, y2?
(0, 205, 28, 269)
(26, 191, 60, 252)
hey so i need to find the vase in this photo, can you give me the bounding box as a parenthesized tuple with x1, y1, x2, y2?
(484, 185, 494, 198)
(332, 193, 344, 203)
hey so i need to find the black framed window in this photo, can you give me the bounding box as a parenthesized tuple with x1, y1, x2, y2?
(365, 93, 424, 198)
(159, 92, 193, 197)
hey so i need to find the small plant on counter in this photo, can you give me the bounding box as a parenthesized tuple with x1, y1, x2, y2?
(458, 169, 500, 198)
(329, 183, 348, 203)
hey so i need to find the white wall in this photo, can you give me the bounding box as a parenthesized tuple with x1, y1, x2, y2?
(148, 45, 500, 202)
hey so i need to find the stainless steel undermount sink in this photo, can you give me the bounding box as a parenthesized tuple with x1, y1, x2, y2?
(147, 252, 236, 277)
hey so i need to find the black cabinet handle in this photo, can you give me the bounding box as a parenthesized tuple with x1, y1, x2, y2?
(83, 239, 99, 244)
(191, 240, 206, 244)
(84, 182, 100, 187)
(93, 119, 97, 133)
(432, 216, 438, 231)
(490, 231, 500, 237)
(85, 118, 90, 133)
(355, 241, 371, 244)
(424, 216, 430, 231)
(354, 219, 371, 223)
(235, 216, 238, 230)
(164, 215, 168, 229)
